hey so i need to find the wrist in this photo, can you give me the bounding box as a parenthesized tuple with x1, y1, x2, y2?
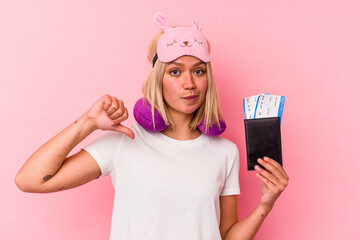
(77, 113, 98, 133)
(258, 202, 273, 215)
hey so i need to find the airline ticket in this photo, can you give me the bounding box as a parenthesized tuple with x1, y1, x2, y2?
(243, 93, 285, 123)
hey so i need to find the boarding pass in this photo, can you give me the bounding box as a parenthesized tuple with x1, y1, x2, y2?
(243, 93, 285, 123)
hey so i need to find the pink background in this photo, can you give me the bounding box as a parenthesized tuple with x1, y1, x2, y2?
(1, 1, 359, 239)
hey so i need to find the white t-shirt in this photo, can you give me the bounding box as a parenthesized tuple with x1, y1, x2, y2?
(83, 123, 240, 240)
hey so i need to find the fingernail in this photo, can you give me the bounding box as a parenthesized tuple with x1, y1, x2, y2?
(264, 156, 268, 161)
(257, 158, 263, 163)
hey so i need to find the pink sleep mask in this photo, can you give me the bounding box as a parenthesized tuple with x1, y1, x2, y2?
(153, 12, 210, 64)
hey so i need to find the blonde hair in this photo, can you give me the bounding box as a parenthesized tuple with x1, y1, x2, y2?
(142, 30, 224, 133)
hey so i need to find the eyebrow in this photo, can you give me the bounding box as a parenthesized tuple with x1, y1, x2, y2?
(168, 61, 205, 67)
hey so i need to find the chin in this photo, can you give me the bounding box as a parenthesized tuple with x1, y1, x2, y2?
(180, 105, 200, 114)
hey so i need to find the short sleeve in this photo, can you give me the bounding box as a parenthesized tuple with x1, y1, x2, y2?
(82, 131, 124, 178)
(220, 145, 240, 196)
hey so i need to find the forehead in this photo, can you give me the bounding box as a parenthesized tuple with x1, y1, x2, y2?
(166, 56, 205, 67)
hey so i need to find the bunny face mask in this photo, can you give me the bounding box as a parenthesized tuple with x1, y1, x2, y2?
(152, 12, 210, 66)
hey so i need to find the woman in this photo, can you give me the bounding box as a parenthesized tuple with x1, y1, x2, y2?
(15, 13, 289, 240)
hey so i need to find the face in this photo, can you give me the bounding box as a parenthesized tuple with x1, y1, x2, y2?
(162, 55, 208, 117)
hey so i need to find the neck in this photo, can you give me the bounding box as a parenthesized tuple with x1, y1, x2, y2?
(160, 111, 202, 141)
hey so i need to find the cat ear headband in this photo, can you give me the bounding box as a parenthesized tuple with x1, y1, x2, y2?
(152, 12, 210, 66)
(133, 13, 226, 136)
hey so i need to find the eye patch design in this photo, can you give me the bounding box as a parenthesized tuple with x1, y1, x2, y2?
(167, 38, 204, 48)
(167, 40, 177, 47)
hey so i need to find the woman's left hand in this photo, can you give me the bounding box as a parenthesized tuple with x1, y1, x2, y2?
(255, 156, 289, 211)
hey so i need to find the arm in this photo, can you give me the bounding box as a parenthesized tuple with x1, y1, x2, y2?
(219, 195, 239, 239)
(222, 157, 289, 240)
(15, 114, 98, 193)
(219, 196, 270, 239)
(223, 202, 271, 240)
(15, 95, 135, 193)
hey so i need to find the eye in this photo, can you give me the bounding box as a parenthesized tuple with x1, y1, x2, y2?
(194, 69, 205, 75)
(194, 38, 203, 44)
(167, 40, 177, 47)
(170, 69, 180, 76)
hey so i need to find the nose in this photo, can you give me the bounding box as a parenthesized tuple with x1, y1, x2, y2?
(182, 72, 196, 89)
(183, 41, 189, 46)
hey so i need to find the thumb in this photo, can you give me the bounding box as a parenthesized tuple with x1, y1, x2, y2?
(112, 124, 135, 139)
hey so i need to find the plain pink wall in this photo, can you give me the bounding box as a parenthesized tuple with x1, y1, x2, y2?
(1, 0, 359, 239)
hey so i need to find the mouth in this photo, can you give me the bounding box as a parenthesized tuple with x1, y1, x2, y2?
(180, 44, 193, 47)
(183, 95, 198, 100)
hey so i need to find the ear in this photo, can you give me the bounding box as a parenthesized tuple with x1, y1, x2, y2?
(191, 20, 202, 31)
(153, 12, 171, 32)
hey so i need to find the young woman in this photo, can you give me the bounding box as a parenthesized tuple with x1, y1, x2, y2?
(15, 13, 289, 240)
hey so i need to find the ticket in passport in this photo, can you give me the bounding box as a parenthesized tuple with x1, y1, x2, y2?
(243, 93, 285, 123)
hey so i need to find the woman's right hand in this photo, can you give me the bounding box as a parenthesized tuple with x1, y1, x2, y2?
(85, 94, 135, 139)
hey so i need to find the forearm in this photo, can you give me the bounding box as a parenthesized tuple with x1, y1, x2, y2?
(15, 113, 96, 190)
(224, 203, 272, 240)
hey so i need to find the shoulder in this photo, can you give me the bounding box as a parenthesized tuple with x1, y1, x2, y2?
(129, 122, 152, 140)
(207, 135, 237, 150)
(98, 123, 147, 142)
(96, 130, 126, 142)
(129, 122, 145, 135)
(203, 135, 239, 160)
(84, 124, 145, 153)
(84, 130, 126, 151)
